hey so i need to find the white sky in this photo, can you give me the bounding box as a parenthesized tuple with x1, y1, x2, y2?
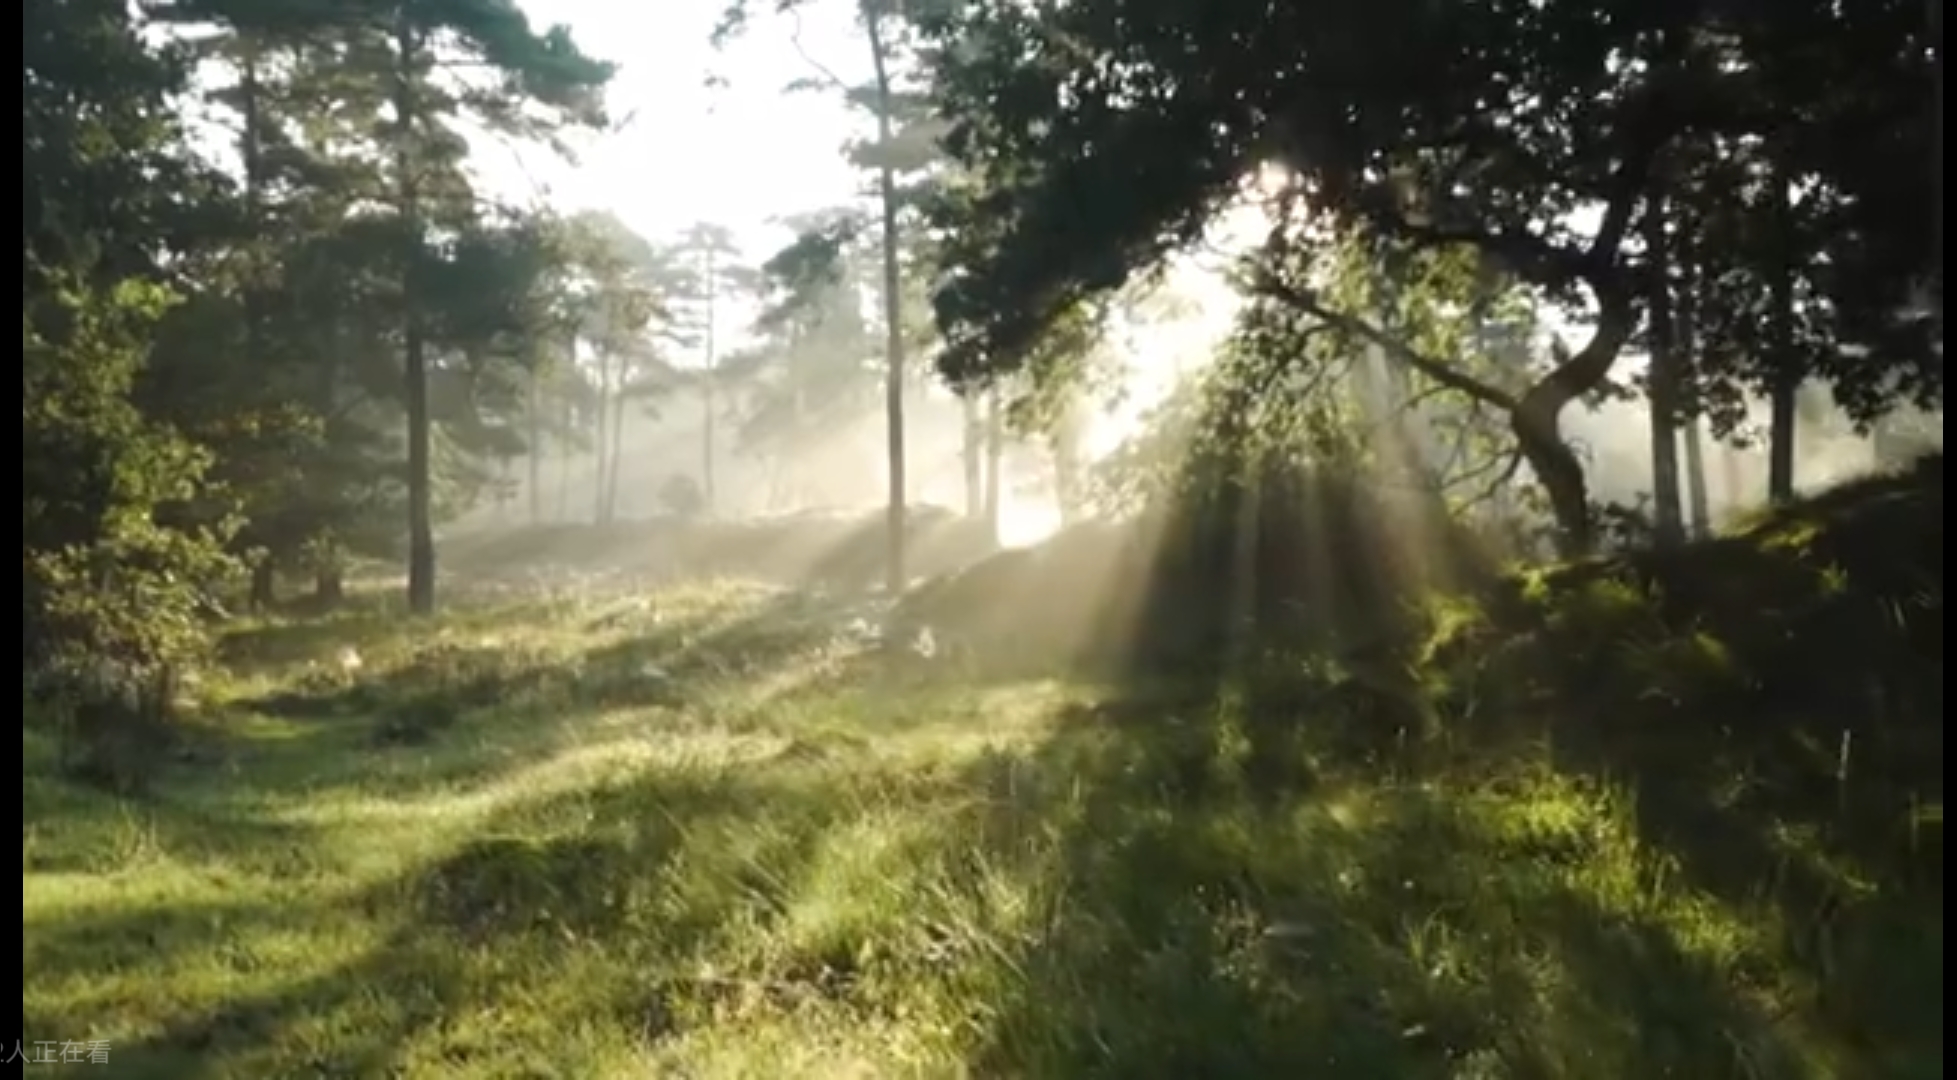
(475, 0, 875, 272)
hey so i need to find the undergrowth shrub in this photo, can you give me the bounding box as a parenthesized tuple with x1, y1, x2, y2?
(24, 525, 234, 793)
(1417, 455, 1943, 885)
(25, 274, 239, 792)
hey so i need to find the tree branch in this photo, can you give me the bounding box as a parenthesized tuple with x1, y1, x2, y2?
(788, 8, 855, 100)
(1455, 445, 1526, 509)
(1519, 284, 1639, 420)
(1247, 268, 1523, 414)
(1391, 219, 1590, 293)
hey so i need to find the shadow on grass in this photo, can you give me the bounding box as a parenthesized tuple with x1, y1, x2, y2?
(26, 894, 481, 1079)
(21, 583, 900, 876)
(945, 683, 1831, 1078)
(204, 590, 840, 796)
(28, 656, 1930, 1075)
(21, 762, 865, 1077)
(22, 729, 336, 879)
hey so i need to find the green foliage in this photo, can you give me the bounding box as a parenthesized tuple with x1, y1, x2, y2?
(1429, 456, 1941, 841)
(25, 0, 199, 286)
(920, 0, 1933, 385)
(23, 0, 237, 786)
(24, 274, 238, 663)
(732, 210, 887, 458)
(20, 0, 625, 796)
(23, 274, 239, 790)
(915, 0, 1938, 552)
(1095, 227, 1538, 542)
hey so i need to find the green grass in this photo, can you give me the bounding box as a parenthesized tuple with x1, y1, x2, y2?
(22, 467, 1944, 1078)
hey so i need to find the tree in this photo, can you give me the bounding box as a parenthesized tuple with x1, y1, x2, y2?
(918, 0, 1939, 554)
(716, 0, 950, 592)
(1627, 1, 1938, 501)
(551, 210, 685, 524)
(24, 0, 238, 715)
(23, 0, 617, 783)
(727, 210, 883, 504)
(377, 1, 613, 611)
(668, 222, 763, 512)
(170, 0, 616, 611)
(1640, 189, 1686, 545)
(151, 0, 628, 609)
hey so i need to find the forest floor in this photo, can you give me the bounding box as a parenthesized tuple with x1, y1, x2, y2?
(21, 471, 1945, 1078)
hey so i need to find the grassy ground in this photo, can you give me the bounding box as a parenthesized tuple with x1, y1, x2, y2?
(22, 471, 1943, 1078)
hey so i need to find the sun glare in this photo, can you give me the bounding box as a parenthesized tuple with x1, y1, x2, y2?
(996, 492, 1064, 549)
(1249, 161, 1293, 200)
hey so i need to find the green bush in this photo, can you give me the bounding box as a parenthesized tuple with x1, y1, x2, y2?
(24, 274, 239, 790)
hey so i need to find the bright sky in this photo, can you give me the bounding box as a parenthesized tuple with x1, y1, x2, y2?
(475, 0, 875, 273)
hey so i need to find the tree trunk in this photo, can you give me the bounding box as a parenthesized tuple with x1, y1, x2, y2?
(867, 10, 908, 595)
(1766, 382, 1797, 503)
(702, 243, 719, 513)
(1050, 401, 1085, 529)
(392, 14, 436, 616)
(593, 353, 611, 525)
(1677, 258, 1712, 537)
(1766, 168, 1799, 503)
(238, 45, 267, 427)
(555, 389, 573, 522)
(1277, 273, 1635, 558)
(249, 556, 276, 613)
(605, 386, 627, 522)
(1928, 0, 1944, 398)
(962, 393, 983, 518)
(527, 369, 542, 526)
(1523, 289, 1640, 557)
(239, 53, 277, 615)
(984, 389, 1004, 541)
(1681, 419, 1711, 536)
(402, 293, 435, 614)
(314, 567, 343, 608)
(1643, 196, 1686, 546)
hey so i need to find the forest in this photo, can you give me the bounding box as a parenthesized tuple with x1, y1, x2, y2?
(22, 0, 1943, 1075)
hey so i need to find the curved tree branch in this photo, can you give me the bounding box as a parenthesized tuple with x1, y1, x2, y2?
(1245, 267, 1523, 415)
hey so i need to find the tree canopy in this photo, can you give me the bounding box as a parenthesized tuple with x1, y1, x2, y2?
(915, 0, 1939, 549)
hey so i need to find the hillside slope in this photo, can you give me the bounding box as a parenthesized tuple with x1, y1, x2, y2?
(21, 460, 1942, 1078)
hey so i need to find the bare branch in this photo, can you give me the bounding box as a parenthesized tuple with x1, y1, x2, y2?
(788, 8, 856, 101)
(1455, 446, 1526, 509)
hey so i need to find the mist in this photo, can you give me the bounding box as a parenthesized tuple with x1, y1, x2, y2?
(458, 349, 1940, 553)
(457, 380, 1036, 530)
(1570, 387, 1942, 530)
